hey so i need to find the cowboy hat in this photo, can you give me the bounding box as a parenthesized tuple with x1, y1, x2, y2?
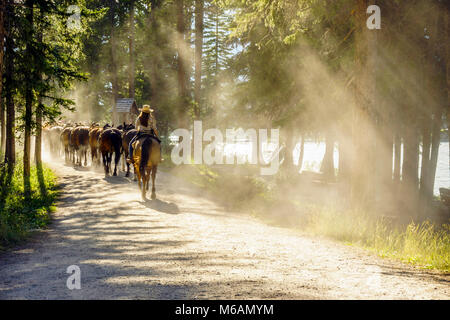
(141, 105, 154, 114)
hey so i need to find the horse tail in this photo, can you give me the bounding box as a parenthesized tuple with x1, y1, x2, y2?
(114, 136, 121, 155)
(140, 137, 152, 174)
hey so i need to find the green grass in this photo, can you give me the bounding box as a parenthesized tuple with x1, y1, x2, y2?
(0, 162, 58, 249)
(303, 206, 450, 272)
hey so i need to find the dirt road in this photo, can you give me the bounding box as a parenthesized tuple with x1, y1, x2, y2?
(0, 160, 449, 299)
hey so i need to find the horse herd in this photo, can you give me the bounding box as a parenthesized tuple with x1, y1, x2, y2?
(43, 122, 160, 200)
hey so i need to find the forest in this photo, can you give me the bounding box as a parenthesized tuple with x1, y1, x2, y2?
(0, 1, 449, 271)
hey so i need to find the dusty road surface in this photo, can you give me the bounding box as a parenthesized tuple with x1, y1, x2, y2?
(0, 160, 449, 299)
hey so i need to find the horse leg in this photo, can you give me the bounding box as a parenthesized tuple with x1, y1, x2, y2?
(102, 152, 107, 175)
(108, 152, 112, 175)
(142, 176, 147, 200)
(91, 148, 95, 167)
(151, 166, 157, 200)
(133, 164, 137, 181)
(124, 150, 130, 177)
(139, 169, 146, 201)
(113, 151, 120, 176)
(136, 166, 141, 189)
(104, 152, 110, 176)
(125, 162, 130, 177)
(96, 149, 100, 167)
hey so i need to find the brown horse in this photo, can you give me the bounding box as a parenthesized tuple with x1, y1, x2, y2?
(70, 126, 90, 166)
(89, 123, 103, 167)
(60, 125, 73, 164)
(133, 135, 161, 200)
(69, 124, 81, 164)
(99, 127, 122, 176)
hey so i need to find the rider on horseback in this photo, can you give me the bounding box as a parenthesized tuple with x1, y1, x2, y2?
(127, 104, 161, 164)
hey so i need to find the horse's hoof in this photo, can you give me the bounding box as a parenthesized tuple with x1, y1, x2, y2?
(151, 193, 156, 200)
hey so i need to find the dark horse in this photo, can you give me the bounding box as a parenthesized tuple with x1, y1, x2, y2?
(98, 126, 122, 176)
(120, 123, 137, 178)
(132, 135, 161, 200)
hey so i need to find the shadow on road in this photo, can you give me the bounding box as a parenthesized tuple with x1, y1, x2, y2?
(140, 199, 180, 215)
(104, 175, 131, 184)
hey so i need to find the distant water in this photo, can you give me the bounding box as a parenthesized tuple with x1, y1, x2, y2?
(171, 136, 449, 196)
(293, 141, 449, 196)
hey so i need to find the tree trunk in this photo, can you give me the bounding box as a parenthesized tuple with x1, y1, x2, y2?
(214, 10, 219, 74)
(128, 0, 135, 99)
(320, 131, 334, 180)
(283, 126, 296, 173)
(147, 1, 160, 110)
(0, 0, 5, 157)
(185, 4, 193, 95)
(298, 135, 304, 172)
(351, 0, 377, 207)
(402, 122, 420, 217)
(393, 131, 401, 183)
(444, 0, 450, 188)
(23, 0, 34, 196)
(194, 0, 204, 119)
(176, 0, 188, 128)
(428, 110, 443, 199)
(35, 103, 42, 165)
(35, 20, 43, 166)
(4, 0, 15, 166)
(337, 116, 352, 184)
(110, 0, 118, 125)
(419, 116, 432, 214)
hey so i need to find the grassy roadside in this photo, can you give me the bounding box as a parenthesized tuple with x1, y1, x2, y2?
(162, 159, 450, 272)
(0, 162, 58, 250)
(303, 206, 450, 272)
